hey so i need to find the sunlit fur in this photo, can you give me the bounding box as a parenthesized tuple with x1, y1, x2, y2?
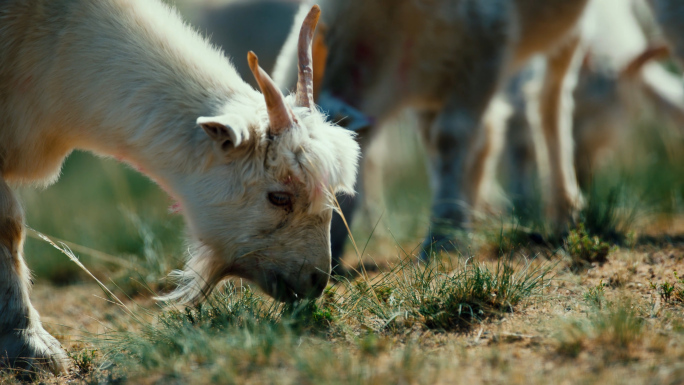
(492, 0, 684, 206)
(0, 0, 358, 373)
(574, 0, 684, 184)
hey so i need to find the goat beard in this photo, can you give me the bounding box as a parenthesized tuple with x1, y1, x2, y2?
(155, 241, 231, 304)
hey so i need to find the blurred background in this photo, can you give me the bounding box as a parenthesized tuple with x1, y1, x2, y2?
(18, 0, 683, 289)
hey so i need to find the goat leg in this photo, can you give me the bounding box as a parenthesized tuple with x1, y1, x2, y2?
(0, 176, 69, 376)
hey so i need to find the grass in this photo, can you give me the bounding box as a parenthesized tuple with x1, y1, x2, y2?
(67, 347, 98, 377)
(344, 255, 551, 333)
(650, 271, 684, 303)
(79, 282, 440, 383)
(557, 299, 646, 362)
(565, 224, 613, 272)
(8, 236, 684, 384)
(579, 184, 636, 245)
(88, 254, 550, 382)
(584, 280, 606, 309)
(3, 230, 550, 383)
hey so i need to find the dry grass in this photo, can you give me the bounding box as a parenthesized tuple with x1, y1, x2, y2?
(1, 215, 682, 384)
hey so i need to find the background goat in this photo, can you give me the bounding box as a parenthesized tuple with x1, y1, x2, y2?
(0, 1, 358, 373)
(275, 0, 592, 270)
(276, 0, 684, 272)
(490, 0, 684, 214)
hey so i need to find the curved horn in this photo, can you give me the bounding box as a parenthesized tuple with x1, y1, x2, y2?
(620, 45, 670, 79)
(295, 5, 322, 108)
(248, 51, 294, 135)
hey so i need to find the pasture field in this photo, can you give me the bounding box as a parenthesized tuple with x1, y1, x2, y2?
(1, 115, 683, 384)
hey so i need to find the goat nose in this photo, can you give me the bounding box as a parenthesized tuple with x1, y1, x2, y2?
(309, 271, 329, 297)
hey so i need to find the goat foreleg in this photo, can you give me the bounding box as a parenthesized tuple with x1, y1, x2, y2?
(535, 35, 585, 232)
(465, 94, 514, 219)
(0, 177, 68, 375)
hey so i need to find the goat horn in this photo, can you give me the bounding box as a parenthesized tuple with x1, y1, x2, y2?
(295, 5, 321, 108)
(248, 51, 294, 135)
(620, 44, 670, 79)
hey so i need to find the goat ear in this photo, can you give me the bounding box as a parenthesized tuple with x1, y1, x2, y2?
(197, 115, 247, 151)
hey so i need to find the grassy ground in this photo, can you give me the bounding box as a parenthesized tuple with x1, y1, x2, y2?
(1, 114, 683, 384)
(5, 220, 684, 384)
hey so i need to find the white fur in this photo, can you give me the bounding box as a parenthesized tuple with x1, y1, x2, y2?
(0, 0, 359, 373)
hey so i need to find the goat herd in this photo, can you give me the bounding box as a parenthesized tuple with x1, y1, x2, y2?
(0, 0, 682, 375)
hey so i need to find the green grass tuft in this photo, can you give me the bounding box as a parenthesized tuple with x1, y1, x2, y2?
(650, 271, 684, 303)
(579, 183, 636, 245)
(583, 280, 606, 309)
(337, 255, 552, 332)
(565, 224, 613, 272)
(415, 259, 549, 330)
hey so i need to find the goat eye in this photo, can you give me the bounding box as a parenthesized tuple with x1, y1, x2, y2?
(268, 192, 293, 207)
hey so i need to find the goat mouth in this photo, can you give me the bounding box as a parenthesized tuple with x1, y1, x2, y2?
(229, 259, 299, 302)
(262, 272, 300, 303)
(230, 256, 324, 303)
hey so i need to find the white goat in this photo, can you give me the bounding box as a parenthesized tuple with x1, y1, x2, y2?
(494, 0, 684, 211)
(568, 0, 682, 186)
(275, 0, 592, 263)
(0, 1, 358, 374)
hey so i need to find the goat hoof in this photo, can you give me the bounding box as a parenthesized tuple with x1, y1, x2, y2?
(549, 213, 579, 238)
(0, 325, 70, 377)
(419, 233, 464, 262)
(548, 195, 584, 234)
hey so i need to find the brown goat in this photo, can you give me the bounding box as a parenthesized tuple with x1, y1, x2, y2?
(275, 0, 591, 266)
